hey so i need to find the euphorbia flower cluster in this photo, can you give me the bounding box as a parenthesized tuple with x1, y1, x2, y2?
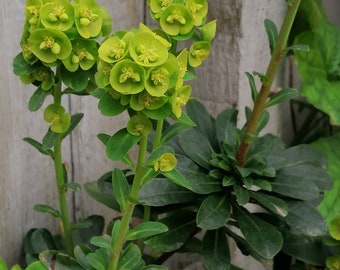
(16, 0, 111, 133)
(96, 11, 216, 121)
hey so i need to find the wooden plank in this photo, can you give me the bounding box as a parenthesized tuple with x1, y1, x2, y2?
(0, 0, 72, 265)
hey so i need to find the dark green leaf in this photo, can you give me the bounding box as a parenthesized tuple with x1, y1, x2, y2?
(63, 113, 84, 138)
(178, 127, 212, 169)
(196, 194, 231, 230)
(271, 172, 319, 200)
(175, 155, 222, 194)
(245, 72, 258, 102)
(23, 137, 53, 156)
(142, 266, 167, 270)
(33, 204, 60, 218)
(29, 229, 57, 254)
(138, 178, 198, 206)
(42, 129, 60, 150)
(84, 180, 119, 210)
(249, 191, 288, 217)
(160, 122, 190, 145)
(28, 87, 50, 112)
(97, 133, 111, 145)
(264, 19, 278, 54)
(215, 108, 238, 146)
(162, 168, 192, 191)
(118, 243, 143, 269)
(282, 233, 330, 266)
(13, 52, 34, 76)
(143, 102, 172, 120)
(144, 211, 196, 252)
(284, 201, 327, 237)
(74, 244, 93, 269)
(106, 128, 140, 161)
(186, 100, 215, 144)
(90, 236, 111, 249)
(72, 215, 105, 248)
(176, 112, 196, 127)
(112, 168, 130, 211)
(266, 88, 299, 107)
(203, 230, 230, 270)
(98, 91, 127, 116)
(233, 185, 250, 206)
(126, 221, 168, 240)
(234, 206, 283, 259)
(61, 67, 89, 92)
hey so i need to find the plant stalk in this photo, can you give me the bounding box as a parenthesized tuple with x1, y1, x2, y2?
(236, 0, 301, 166)
(53, 67, 74, 256)
(108, 134, 148, 270)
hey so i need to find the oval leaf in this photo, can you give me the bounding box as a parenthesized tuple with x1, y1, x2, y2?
(98, 91, 127, 116)
(196, 194, 231, 230)
(106, 128, 140, 161)
(112, 168, 130, 211)
(234, 206, 283, 259)
(250, 191, 288, 217)
(126, 221, 168, 241)
(266, 88, 299, 107)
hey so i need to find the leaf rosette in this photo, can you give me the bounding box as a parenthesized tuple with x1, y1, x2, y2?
(40, 0, 75, 32)
(28, 28, 72, 63)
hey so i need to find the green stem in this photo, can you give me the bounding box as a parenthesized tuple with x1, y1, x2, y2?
(153, 119, 164, 149)
(53, 67, 74, 256)
(54, 137, 74, 256)
(108, 134, 148, 270)
(236, 0, 301, 166)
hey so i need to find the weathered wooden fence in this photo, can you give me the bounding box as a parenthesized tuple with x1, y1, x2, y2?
(4, 0, 338, 269)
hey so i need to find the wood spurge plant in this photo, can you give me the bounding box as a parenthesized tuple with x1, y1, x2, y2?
(2, 0, 340, 269)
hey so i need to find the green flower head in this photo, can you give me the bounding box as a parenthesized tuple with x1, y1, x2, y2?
(129, 31, 169, 67)
(127, 114, 152, 136)
(25, 0, 43, 31)
(185, 0, 208, 26)
(159, 4, 194, 36)
(149, 0, 173, 19)
(130, 91, 168, 111)
(20, 27, 38, 64)
(110, 59, 146, 95)
(154, 153, 177, 172)
(63, 39, 98, 72)
(189, 41, 210, 67)
(329, 216, 340, 240)
(28, 28, 72, 63)
(95, 59, 113, 88)
(40, 0, 75, 31)
(175, 49, 188, 88)
(326, 254, 340, 270)
(145, 54, 180, 97)
(44, 104, 71, 133)
(171, 85, 191, 118)
(33, 65, 55, 90)
(74, 0, 103, 38)
(98, 32, 133, 63)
